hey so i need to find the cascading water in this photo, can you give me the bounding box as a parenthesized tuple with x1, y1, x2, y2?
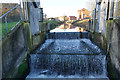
(35, 39, 103, 55)
(27, 54, 107, 78)
(26, 27, 109, 80)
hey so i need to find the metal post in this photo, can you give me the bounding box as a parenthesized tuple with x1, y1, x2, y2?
(114, 0, 119, 19)
(48, 22, 50, 32)
(93, 8, 96, 32)
(5, 15, 8, 32)
(109, 0, 114, 20)
(39, 8, 43, 22)
(106, 0, 110, 20)
(26, 2, 29, 20)
(93, 10, 95, 32)
(23, 1, 28, 20)
(97, 4, 101, 32)
(19, 3, 23, 21)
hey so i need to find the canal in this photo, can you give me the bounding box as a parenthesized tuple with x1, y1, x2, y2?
(26, 24, 109, 80)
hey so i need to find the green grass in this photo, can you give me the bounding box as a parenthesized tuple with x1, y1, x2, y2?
(72, 20, 81, 24)
(0, 21, 18, 39)
(72, 19, 89, 30)
(17, 61, 29, 78)
(0, 20, 62, 39)
(45, 20, 62, 26)
(40, 20, 63, 30)
(47, 20, 63, 30)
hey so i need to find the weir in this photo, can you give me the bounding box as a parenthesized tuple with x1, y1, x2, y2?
(47, 32, 89, 39)
(27, 54, 107, 78)
(26, 26, 109, 80)
(1, 0, 120, 79)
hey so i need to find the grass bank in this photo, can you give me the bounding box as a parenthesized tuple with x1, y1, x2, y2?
(0, 21, 18, 39)
(72, 19, 89, 30)
(0, 20, 62, 39)
(42, 20, 63, 30)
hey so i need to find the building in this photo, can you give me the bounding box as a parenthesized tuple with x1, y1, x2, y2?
(68, 16, 77, 21)
(77, 8, 90, 20)
(59, 16, 64, 21)
(48, 18, 56, 21)
(54, 17, 60, 21)
(59, 16, 68, 21)
(55, 17, 59, 20)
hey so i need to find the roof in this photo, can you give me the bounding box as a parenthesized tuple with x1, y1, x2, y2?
(78, 8, 89, 12)
(69, 16, 76, 18)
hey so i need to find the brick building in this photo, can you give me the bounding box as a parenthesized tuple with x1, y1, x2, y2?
(77, 8, 90, 20)
(59, 16, 68, 21)
(68, 16, 77, 21)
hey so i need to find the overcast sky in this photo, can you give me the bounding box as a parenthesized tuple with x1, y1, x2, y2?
(41, 0, 90, 17)
(0, 0, 91, 17)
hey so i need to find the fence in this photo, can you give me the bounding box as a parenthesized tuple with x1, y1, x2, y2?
(0, 3, 23, 38)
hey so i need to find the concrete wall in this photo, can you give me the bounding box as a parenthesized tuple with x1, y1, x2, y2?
(110, 20, 120, 79)
(89, 19, 120, 79)
(1, 22, 48, 79)
(28, 2, 40, 35)
(89, 1, 120, 79)
(2, 23, 28, 78)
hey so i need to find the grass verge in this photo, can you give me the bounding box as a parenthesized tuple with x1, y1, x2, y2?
(1, 21, 18, 39)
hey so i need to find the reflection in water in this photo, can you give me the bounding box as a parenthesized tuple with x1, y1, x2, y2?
(50, 24, 86, 32)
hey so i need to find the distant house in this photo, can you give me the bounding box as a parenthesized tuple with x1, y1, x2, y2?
(77, 8, 90, 20)
(59, 16, 64, 21)
(68, 16, 77, 21)
(48, 18, 56, 21)
(55, 17, 59, 20)
(55, 17, 60, 21)
(59, 16, 68, 21)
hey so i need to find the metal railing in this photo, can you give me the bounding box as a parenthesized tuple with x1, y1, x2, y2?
(0, 3, 23, 33)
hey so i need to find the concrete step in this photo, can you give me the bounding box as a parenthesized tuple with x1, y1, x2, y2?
(26, 78, 109, 80)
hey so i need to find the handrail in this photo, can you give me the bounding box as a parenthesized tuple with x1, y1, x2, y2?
(11, 21, 21, 31)
(0, 4, 20, 19)
(0, 3, 23, 38)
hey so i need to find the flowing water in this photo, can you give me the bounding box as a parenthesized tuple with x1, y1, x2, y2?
(26, 24, 109, 80)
